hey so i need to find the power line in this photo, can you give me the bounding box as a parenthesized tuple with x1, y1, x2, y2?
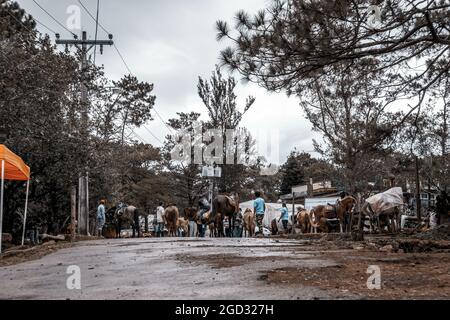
(32, 16, 58, 35)
(32, 0, 77, 37)
(93, 0, 100, 65)
(2, 6, 158, 151)
(153, 108, 174, 134)
(1, 10, 53, 69)
(68, 0, 172, 142)
(142, 125, 164, 145)
(77, 0, 110, 35)
(75, 0, 133, 78)
(5, 2, 64, 40)
(113, 44, 132, 75)
(4, 9, 35, 34)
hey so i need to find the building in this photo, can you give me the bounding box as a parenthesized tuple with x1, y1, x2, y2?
(280, 180, 338, 204)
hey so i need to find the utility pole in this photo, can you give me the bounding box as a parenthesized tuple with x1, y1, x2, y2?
(56, 31, 113, 235)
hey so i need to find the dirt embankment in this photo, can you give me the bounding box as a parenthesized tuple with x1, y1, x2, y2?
(0, 235, 101, 267)
(263, 227, 450, 299)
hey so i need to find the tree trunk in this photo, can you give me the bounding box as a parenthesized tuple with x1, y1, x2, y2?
(70, 187, 76, 241)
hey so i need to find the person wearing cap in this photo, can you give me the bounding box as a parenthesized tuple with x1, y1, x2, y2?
(97, 200, 106, 237)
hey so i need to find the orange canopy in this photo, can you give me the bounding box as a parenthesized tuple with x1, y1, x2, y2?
(0, 144, 30, 181)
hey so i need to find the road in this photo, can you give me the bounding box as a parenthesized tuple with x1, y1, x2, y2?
(0, 237, 346, 300)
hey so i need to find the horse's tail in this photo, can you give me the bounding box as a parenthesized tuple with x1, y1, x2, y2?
(211, 197, 218, 216)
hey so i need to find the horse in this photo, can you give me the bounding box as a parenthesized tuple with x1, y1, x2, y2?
(214, 213, 224, 237)
(164, 205, 179, 237)
(208, 221, 216, 237)
(177, 217, 189, 237)
(309, 196, 357, 233)
(362, 202, 402, 234)
(212, 193, 239, 235)
(296, 209, 311, 234)
(243, 208, 256, 237)
(115, 204, 141, 238)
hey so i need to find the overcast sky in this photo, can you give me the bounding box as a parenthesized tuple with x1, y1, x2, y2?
(18, 0, 320, 164)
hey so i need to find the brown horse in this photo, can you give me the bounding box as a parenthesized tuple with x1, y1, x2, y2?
(208, 221, 216, 237)
(296, 209, 311, 234)
(164, 205, 179, 237)
(212, 193, 239, 233)
(243, 208, 255, 237)
(177, 217, 189, 237)
(309, 196, 357, 233)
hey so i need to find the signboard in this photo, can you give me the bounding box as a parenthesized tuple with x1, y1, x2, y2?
(201, 166, 214, 177)
(202, 166, 222, 178)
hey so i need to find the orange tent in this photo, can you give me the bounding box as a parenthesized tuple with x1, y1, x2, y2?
(0, 145, 30, 181)
(0, 144, 31, 254)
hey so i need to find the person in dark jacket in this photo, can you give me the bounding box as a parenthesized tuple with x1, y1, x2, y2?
(197, 197, 210, 237)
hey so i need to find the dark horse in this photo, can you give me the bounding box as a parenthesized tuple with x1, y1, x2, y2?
(211, 193, 239, 235)
(114, 203, 141, 238)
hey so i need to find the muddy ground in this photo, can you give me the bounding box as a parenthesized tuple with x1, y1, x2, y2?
(0, 233, 449, 300)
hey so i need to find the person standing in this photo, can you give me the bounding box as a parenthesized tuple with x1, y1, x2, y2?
(223, 216, 231, 237)
(197, 197, 210, 238)
(97, 200, 106, 237)
(187, 208, 197, 237)
(278, 203, 289, 233)
(253, 191, 266, 235)
(233, 208, 244, 238)
(156, 202, 165, 237)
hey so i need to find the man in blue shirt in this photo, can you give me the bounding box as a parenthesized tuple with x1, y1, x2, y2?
(253, 191, 266, 235)
(278, 203, 289, 233)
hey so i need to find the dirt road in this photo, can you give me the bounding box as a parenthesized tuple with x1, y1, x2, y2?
(0, 237, 449, 300)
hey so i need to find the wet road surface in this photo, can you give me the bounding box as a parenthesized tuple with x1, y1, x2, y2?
(0, 237, 347, 300)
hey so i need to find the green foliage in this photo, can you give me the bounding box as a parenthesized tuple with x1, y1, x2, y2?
(0, 1, 156, 240)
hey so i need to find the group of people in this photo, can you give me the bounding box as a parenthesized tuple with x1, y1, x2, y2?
(150, 191, 270, 238)
(94, 190, 274, 238)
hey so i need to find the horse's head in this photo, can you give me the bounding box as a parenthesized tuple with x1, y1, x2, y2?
(243, 208, 254, 218)
(115, 204, 127, 217)
(336, 196, 357, 218)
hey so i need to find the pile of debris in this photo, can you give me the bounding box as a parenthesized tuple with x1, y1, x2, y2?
(415, 224, 450, 241)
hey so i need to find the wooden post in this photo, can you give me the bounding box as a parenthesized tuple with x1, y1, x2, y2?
(291, 193, 295, 234)
(78, 176, 88, 235)
(70, 187, 77, 241)
(353, 193, 364, 241)
(144, 214, 149, 233)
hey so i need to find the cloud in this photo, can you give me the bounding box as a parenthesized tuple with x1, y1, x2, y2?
(19, 0, 319, 164)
